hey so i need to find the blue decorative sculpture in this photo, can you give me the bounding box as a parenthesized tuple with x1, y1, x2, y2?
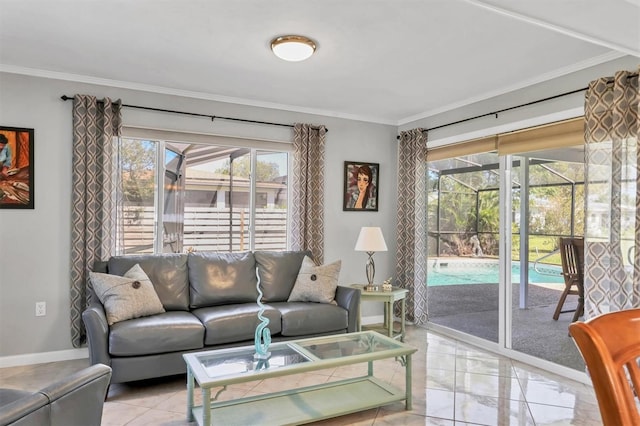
(254, 275, 271, 360)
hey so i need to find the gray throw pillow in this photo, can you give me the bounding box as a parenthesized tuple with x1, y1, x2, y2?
(89, 264, 165, 325)
(288, 256, 341, 303)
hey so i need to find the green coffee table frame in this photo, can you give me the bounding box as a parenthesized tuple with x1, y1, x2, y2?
(183, 331, 416, 426)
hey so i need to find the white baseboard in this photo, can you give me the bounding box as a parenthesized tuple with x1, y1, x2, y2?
(0, 348, 88, 368)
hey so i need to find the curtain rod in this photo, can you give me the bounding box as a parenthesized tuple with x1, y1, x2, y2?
(60, 95, 328, 132)
(397, 87, 586, 139)
(397, 72, 639, 139)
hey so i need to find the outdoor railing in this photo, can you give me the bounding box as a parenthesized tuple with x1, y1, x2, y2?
(121, 206, 287, 253)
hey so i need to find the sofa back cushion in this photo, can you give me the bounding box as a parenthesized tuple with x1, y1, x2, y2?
(188, 252, 259, 308)
(108, 254, 189, 310)
(254, 250, 310, 302)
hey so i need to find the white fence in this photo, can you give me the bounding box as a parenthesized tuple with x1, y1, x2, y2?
(122, 206, 287, 253)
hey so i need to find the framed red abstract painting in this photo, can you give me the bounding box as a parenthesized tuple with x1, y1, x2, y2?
(0, 126, 34, 209)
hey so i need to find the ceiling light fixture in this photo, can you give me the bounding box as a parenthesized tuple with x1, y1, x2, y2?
(270, 35, 316, 62)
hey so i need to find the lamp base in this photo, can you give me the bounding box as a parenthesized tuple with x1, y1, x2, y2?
(364, 284, 380, 292)
(365, 251, 376, 288)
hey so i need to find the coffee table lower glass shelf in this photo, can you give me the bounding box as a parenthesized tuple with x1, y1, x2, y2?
(183, 331, 416, 426)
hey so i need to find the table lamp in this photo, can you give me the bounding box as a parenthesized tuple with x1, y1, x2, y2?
(354, 227, 388, 291)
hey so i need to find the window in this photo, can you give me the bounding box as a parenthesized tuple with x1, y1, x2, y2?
(116, 132, 290, 255)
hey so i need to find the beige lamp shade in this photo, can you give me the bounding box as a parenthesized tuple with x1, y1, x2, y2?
(354, 227, 388, 252)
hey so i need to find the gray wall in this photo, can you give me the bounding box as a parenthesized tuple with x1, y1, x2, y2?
(1, 55, 636, 364)
(0, 72, 397, 363)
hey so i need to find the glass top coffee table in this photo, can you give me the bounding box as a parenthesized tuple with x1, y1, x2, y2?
(183, 331, 417, 426)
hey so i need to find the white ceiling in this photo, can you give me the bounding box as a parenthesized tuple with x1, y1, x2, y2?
(0, 0, 638, 125)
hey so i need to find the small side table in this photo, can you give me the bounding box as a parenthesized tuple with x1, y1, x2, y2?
(351, 285, 408, 341)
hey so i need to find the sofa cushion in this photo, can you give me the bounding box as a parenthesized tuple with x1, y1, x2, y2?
(288, 256, 341, 304)
(89, 264, 166, 326)
(108, 311, 204, 356)
(192, 304, 282, 345)
(188, 252, 258, 308)
(271, 302, 348, 336)
(255, 250, 310, 302)
(108, 254, 189, 311)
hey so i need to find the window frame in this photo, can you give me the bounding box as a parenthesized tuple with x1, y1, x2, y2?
(118, 128, 293, 255)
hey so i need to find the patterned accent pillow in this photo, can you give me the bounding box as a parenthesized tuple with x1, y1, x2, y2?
(89, 264, 165, 325)
(287, 256, 341, 303)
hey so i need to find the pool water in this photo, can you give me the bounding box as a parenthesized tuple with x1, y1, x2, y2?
(427, 261, 564, 286)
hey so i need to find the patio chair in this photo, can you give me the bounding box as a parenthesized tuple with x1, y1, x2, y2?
(568, 309, 640, 426)
(553, 237, 584, 322)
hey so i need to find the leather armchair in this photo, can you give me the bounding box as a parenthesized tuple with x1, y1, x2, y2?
(0, 363, 112, 426)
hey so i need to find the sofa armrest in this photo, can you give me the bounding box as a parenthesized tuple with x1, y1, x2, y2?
(335, 286, 360, 333)
(82, 303, 111, 368)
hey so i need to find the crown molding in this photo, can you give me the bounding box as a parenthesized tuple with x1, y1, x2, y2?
(0, 64, 397, 126)
(397, 51, 625, 126)
(1, 50, 626, 129)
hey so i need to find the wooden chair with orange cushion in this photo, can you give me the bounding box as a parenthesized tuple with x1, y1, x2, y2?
(569, 308, 640, 426)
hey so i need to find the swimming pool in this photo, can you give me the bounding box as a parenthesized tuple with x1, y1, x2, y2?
(427, 259, 564, 286)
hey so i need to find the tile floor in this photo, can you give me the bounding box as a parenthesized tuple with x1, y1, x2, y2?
(0, 326, 603, 425)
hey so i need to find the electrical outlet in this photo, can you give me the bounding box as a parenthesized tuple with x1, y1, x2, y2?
(35, 302, 46, 317)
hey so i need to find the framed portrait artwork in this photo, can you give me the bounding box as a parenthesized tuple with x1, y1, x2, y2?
(0, 126, 34, 209)
(343, 161, 379, 211)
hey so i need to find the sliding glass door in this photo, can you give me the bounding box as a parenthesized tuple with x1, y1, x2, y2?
(509, 148, 585, 370)
(426, 118, 587, 371)
(427, 152, 501, 343)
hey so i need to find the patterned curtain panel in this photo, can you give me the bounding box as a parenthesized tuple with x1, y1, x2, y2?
(584, 68, 640, 318)
(70, 95, 122, 348)
(290, 123, 327, 264)
(395, 128, 428, 325)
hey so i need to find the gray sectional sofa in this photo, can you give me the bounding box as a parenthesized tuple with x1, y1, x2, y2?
(82, 251, 360, 384)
